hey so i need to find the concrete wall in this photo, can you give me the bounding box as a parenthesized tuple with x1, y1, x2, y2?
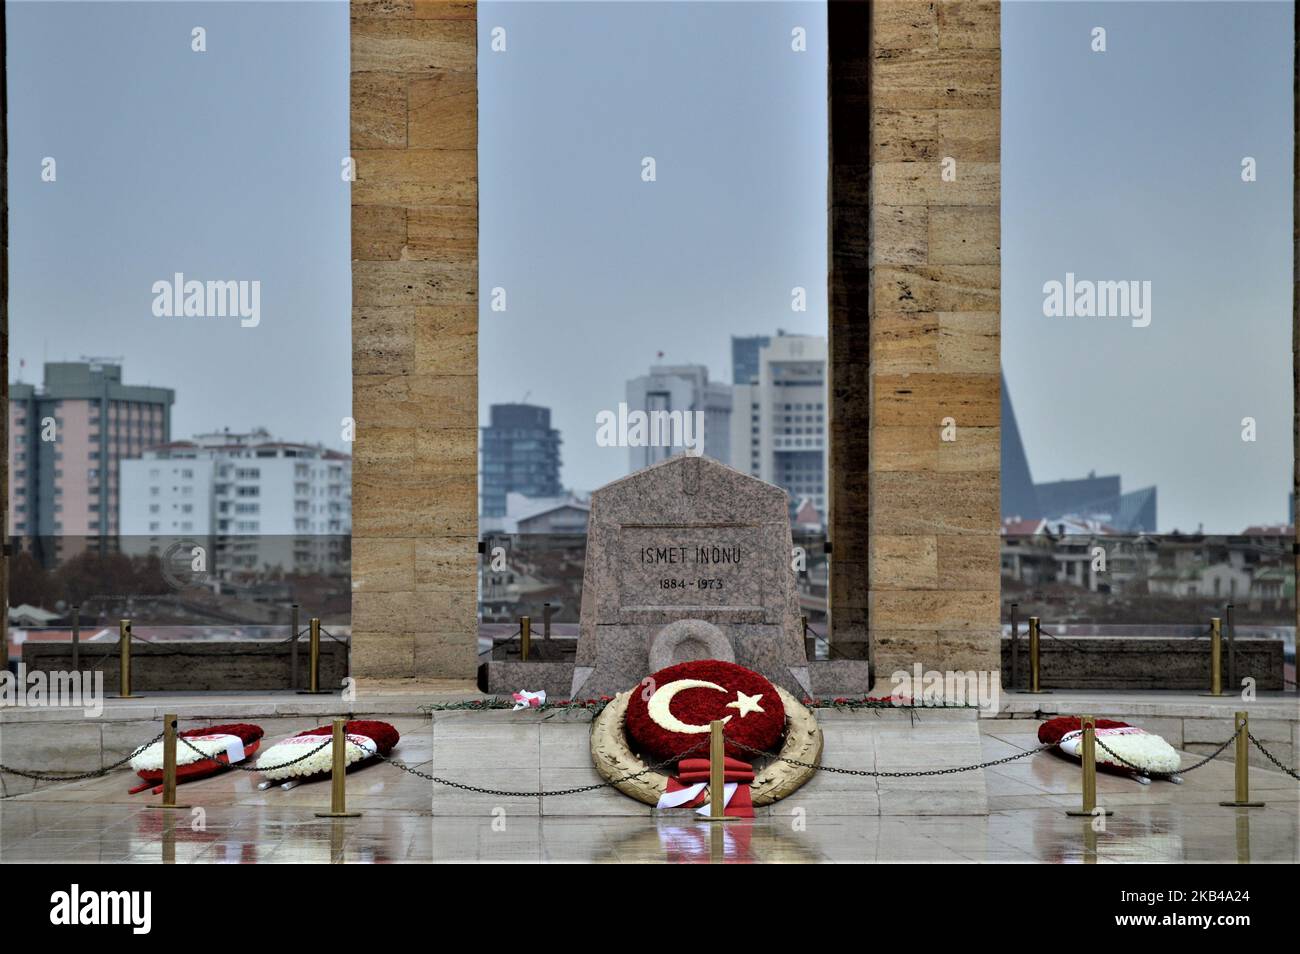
(22, 642, 349, 693)
(1000, 637, 1286, 692)
(350, 0, 479, 680)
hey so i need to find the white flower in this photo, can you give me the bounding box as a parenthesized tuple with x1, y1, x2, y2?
(257, 733, 377, 781)
(1060, 726, 1182, 774)
(130, 733, 245, 773)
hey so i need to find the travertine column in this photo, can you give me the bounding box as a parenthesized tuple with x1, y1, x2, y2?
(835, 1, 1002, 683)
(350, 0, 478, 680)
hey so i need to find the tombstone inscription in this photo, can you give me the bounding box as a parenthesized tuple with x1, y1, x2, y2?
(571, 454, 811, 698)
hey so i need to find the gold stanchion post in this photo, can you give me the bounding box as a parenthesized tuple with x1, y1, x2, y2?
(702, 719, 737, 823)
(297, 618, 329, 694)
(315, 718, 362, 818)
(115, 618, 140, 699)
(155, 713, 190, 809)
(520, 615, 531, 662)
(1202, 617, 1225, 697)
(1219, 711, 1265, 808)
(1018, 616, 1049, 694)
(1066, 715, 1113, 817)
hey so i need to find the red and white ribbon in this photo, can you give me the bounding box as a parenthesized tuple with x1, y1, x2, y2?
(512, 690, 546, 711)
(656, 757, 755, 818)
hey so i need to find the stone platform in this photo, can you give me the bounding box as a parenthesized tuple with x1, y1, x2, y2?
(425, 706, 986, 817)
(3, 689, 1296, 828)
(0, 690, 986, 816)
(2, 708, 1296, 862)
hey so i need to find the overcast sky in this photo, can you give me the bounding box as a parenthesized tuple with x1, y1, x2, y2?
(6, 0, 351, 450)
(1003, 0, 1293, 533)
(7, 1, 1292, 532)
(478, 0, 828, 494)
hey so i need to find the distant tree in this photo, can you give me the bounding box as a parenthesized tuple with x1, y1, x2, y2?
(7, 550, 58, 609)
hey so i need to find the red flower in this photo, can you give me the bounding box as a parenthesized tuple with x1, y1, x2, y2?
(1037, 716, 1129, 746)
(180, 722, 263, 745)
(300, 720, 400, 755)
(624, 660, 785, 763)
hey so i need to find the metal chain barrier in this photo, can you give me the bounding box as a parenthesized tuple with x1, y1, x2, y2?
(133, 630, 309, 658)
(491, 625, 523, 649)
(1035, 622, 1214, 656)
(803, 623, 861, 661)
(317, 627, 350, 648)
(11, 715, 1296, 801)
(75, 628, 312, 673)
(1093, 733, 1236, 780)
(179, 733, 335, 773)
(0, 731, 165, 784)
(725, 737, 1055, 777)
(1036, 627, 1113, 654)
(1248, 732, 1300, 781)
(376, 740, 708, 796)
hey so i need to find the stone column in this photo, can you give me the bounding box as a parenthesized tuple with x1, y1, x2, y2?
(350, 0, 479, 680)
(836, 1, 1003, 684)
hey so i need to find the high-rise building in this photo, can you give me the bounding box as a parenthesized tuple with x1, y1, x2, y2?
(1001, 374, 1157, 532)
(480, 404, 563, 518)
(729, 334, 827, 521)
(8, 362, 173, 547)
(625, 364, 732, 472)
(731, 334, 772, 385)
(119, 428, 351, 573)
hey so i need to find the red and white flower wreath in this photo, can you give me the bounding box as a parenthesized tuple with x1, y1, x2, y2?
(256, 720, 400, 789)
(128, 723, 264, 795)
(591, 659, 823, 814)
(1039, 716, 1183, 783)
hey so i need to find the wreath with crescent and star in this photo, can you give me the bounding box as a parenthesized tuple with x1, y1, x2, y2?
(589, 659, 823, 807)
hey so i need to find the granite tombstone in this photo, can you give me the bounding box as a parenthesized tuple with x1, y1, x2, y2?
(571, 454, 811, 697)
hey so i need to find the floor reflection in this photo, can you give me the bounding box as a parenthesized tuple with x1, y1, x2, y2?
(3, 803, 1296, 863)
(3, 719, 1297, 864)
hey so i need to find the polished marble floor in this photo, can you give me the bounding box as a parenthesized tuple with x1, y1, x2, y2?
(2, 722, 1296, 863)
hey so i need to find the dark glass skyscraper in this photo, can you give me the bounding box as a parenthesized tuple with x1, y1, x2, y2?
(730, 334, 772, 385)
(480, 403, 563, 518)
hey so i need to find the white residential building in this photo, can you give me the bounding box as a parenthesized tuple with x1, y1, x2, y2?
(120, 428, 350, 573)
(625, 364, 732, 471)
(729, 334, 828, 522)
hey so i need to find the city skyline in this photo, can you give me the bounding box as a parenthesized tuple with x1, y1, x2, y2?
(478, 1, 829, 494)
(481, 329, 828, 530)
(1003, 1, 1294, 534)
(6, 2, 352, 454)
(8, 361, 351, 545)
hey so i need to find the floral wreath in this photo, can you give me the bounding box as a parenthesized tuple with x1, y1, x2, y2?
(129, 723, 264, 795)
(1038, 715, 1182, 781)
(590, 659, 822, 812)
(257, 720, 400, 786)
